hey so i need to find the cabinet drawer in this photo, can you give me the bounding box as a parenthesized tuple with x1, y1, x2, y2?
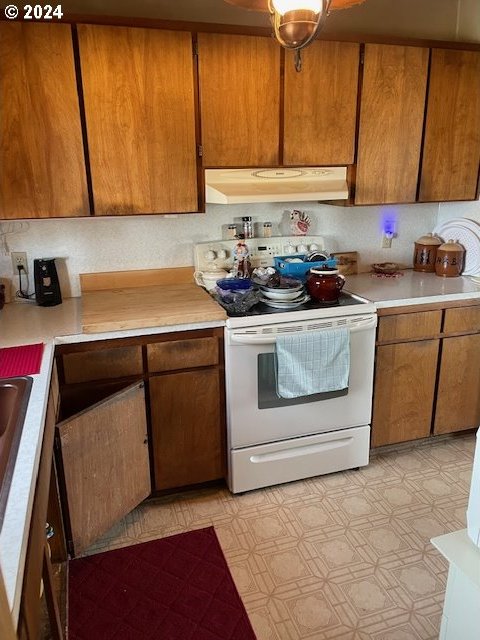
(147, 337, 219, 373)
(378, 310, 442, 342)
(62, 346, 143, 383)
(443, 306, 480, 335)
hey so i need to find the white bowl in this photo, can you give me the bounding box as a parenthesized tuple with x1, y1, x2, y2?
(260, 288, 305, 301)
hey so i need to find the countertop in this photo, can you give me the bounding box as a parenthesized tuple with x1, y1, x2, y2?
(344, 270, 480, 308)
(1, 271, 480, 625)
(431, 529, 480, 588)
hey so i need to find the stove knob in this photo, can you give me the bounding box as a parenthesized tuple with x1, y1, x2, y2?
(297, 242, 308, 254)
(204, 250, 216, 261)
(284, 242, 297, 255)
(217, 249, 227, 260)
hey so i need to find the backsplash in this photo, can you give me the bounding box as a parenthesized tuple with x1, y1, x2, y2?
(0, 202, 441, 298)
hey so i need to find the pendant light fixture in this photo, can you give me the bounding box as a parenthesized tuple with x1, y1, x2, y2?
(268, 0, 330, 71)
(225, 0, 367, 72)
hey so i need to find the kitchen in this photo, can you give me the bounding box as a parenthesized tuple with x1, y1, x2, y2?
(1, 0, 480, 638)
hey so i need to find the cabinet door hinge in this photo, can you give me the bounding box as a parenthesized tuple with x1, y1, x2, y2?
(193, 41, 199, 57)
(360, 50, 365, 65)
(67, 539, 75, 558)
(197, 144, 204, 158)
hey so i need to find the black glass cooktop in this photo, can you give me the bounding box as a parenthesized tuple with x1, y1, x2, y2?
(227, 291, 366, 318)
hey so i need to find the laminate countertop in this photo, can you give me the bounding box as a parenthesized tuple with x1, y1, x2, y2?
(345, 269, 480, 308)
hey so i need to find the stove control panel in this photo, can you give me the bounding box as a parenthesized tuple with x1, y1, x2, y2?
(194, 235, 326, 272)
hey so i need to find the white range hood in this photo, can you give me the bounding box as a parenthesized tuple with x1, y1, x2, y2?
(205, 167, 349, 204)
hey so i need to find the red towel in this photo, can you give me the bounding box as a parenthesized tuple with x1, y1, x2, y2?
(0, 343, 44, 378)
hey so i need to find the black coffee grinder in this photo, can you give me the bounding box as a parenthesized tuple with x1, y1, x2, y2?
(34, 258, 62, 306)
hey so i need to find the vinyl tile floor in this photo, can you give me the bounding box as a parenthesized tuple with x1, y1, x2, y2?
(85, 433, 476, 640)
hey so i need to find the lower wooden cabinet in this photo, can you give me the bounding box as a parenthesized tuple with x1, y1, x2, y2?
(434, 334, 480, 435)
(55, 381, 150, 556)
(372, 340, 439, 447)
(149, 369, 224, 491)
(372, 304, 480, 447)
(53, 328, 226, 553)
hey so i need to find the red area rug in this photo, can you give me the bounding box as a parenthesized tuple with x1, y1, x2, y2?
(68, 527, 257, 640)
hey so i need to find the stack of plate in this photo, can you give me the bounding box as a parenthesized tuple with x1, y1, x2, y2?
(433, 218, 480, 276)
(260, 283, 309, 309)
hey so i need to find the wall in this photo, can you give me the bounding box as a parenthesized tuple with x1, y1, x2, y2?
(437, 201, 480, 227)
(0, 203, 438, 298)
(458, 0, 480, 42)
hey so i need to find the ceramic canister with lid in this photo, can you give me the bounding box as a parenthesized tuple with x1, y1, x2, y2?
(306, 268, 345, 303)
(435, 239, 465, 277)
(413, 233, 442, 272)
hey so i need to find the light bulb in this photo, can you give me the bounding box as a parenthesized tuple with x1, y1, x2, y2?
(272, 0, 322, 15)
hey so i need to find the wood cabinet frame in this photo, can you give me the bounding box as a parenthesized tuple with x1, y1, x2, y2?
(372, 302, 480, 447)
(54, 328, 226, 552)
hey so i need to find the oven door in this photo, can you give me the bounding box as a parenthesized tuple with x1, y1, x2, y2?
(225, 314, 377, 449)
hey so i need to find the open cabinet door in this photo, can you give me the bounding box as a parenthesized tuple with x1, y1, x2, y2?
(56, 381, 150, 556)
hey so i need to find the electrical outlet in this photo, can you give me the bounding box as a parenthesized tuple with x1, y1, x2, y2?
(381, 234, 393, 249)
(11, 252, 28, 274)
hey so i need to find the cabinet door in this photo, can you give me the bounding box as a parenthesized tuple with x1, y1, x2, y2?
(419, 49, 480, 202)
(78, 25, 198, 214)
(355, 44, 428, 205)
(0, 23, 88, 219)
(284, 41, 359, 166)
(434, 334, 480, 435)
(372, 340, 439, 447)
(198, 33, 280, 167)
(56, 382, 150, 555)
(20, 391, 57, 640)
(150, 370, 224, 490)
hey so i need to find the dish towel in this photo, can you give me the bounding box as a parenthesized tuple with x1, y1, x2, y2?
(276, 328, 350, 399)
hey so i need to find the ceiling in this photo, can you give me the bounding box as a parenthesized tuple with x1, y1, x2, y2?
(59, 0, 466, 41)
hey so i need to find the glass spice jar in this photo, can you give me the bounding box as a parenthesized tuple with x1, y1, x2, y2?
(242, 216, 254, 239)
(227, 224, 237, 239)
(263, 222, 272, 238)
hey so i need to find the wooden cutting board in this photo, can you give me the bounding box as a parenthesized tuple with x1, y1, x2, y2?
(81, 283, 226, 334)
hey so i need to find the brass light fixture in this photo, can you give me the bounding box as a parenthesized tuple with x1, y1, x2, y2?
(225, 0, 367, 71)
(268, 0, 330, 71)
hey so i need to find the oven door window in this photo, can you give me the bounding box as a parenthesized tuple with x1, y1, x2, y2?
(257, 353, 348, 409)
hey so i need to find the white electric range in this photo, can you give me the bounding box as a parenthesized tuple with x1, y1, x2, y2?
(194, 237, 377, 493)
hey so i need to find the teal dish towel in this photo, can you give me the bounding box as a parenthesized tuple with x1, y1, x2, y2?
(276, 328, 350, 399)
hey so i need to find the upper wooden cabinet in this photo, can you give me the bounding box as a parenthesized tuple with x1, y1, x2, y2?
(355, 44, 429, 205)
(77, 25, 198, 215)
(419, 49, 480, 202)
(0, 23, 88, 219)
(284, 41, 360, 166)
(198, 33, 280, 167)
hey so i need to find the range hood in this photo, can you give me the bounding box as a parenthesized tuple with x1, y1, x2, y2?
(205, 167, 349, 204)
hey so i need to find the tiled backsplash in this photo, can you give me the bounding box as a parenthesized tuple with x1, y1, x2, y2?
(0, 201, 452, 298)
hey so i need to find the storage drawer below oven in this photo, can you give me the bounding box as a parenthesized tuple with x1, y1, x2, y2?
(229, 425, 370, 493)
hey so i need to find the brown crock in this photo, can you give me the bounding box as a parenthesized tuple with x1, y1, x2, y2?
(413, 233, 442, 273)
(435, 239, 465, 278)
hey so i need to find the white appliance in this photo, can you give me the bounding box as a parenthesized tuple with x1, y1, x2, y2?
(225, 305, 376, 493)
(467, 427, 480, 547)
(194, 238, 377, 493)
(205, 167, 349, 204)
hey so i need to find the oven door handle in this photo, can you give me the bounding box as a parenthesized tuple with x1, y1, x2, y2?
(229, 316, 377, 345)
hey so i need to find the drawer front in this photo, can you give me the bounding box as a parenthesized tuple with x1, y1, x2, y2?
(230, 425, 370, 494)
(444, 306, 480, 335)
(62, 346, 143, 383)
(147, 337, 219, 373)
(378, 310, 442, 342)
